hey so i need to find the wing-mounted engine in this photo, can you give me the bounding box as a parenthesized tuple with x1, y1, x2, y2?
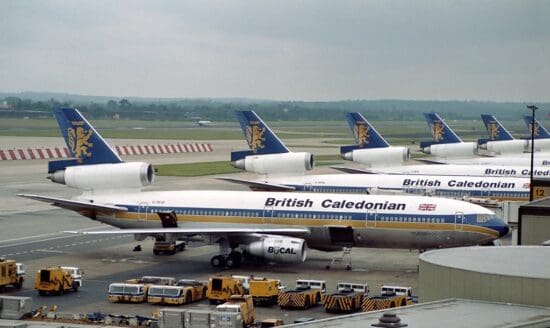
(342, 147, 409, 167)
(49, 162, 154, 190)
(233, 152, 314, 175)
(422, 142, 477, 158)
(243, 236, 307, 263)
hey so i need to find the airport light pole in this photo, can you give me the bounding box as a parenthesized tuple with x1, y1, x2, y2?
(527, 104, 538, 201)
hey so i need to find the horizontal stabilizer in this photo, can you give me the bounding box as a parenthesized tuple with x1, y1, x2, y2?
(17, 194, 127, 213)
(340, 145, 361, 154)
(231, 150, 255, 162)
(216, 177, 296, 191)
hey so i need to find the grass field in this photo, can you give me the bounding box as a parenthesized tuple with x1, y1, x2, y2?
(156, 154, 345, 177)
(0, 117, 531, 141)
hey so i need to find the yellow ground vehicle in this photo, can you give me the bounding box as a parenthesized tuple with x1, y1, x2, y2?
(361, 285, 413, 312)
(177, 279, 207, 301)
(35, 267, 78, 295)
(249, 277, 280, 306)
(108, 283, 148, 303)
(322, 282, 368, 314)
(260, 319, 284, 327)
(206, 276, 244, 305)
(278, 280, 324, 310)
(147, 280, 206, 305)
(0, 259, 24, 292)
(125, 276, 176, 286)
(153, 241, 185, 255)
(214, 295, 255, 327)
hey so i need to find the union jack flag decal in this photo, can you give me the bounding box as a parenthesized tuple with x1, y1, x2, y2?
(523, 183, 530, 189)
(418, 203, 436, 211)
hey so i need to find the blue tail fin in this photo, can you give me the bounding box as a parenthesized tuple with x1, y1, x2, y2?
(480, 114, 514, 141)
(340, 112, 389, 154)
(49, 107, 122, 173)
(421, 113, 462, 148)
(232, 110, 289, 161)
(524, 115, 550, 139)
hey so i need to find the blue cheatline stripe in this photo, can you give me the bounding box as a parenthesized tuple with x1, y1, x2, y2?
(289, 184, 529, 200)
(122, 204, 482, 226)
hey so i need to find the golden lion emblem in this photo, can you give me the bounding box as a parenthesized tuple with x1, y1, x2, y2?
(529, 123, 540, 137)
(246, 123, 265, 153)
(68, 126, 93, 162)
(354, 123, 370, 146)
(431, 121, 445, 142)
(488, 122, 500, 140)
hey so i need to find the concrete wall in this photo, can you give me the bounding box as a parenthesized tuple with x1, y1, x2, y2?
(419, 259, 550, 307)
(520, 215, 550, 245)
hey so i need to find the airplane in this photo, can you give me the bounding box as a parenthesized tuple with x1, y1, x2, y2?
(18, 108, 509, 268)
(337, 112, 550, 178)
(477, 114, 527, 154)
(339, 112, 409, 167)
(231, 110, 314, 176)
(523, 115, 550, 151)
(420, 113, 550, 167)
(419, 112, 477, 158)
(220, 111, 530, 202)
(196, 120, 213, 127)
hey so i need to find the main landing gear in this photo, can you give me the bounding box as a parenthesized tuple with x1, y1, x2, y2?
(210, 251, 242, 268)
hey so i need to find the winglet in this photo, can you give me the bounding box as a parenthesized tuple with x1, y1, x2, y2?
(232, 111, 289, 161)
(340, 112, 390, 154)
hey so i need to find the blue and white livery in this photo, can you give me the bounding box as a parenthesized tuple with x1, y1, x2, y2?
(340, 112, 409, 167)
(18, 108, 509, 268)
(420, 113, 477, 158)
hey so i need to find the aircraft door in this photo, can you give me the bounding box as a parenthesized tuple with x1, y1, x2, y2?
(138, 202, 149, 221)
(454, 212, 464, 230)
(263, 206, 274, 225)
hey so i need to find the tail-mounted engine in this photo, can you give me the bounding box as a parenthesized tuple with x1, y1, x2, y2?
(49, 162, 154, 190)
(233, 152, 314, 175)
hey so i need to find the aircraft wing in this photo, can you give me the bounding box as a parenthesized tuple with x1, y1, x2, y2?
(215, 177, 296, 191)
(65, 227, 309, 238)
(17, 194, 128, 213)
(329, 166, 376, 174)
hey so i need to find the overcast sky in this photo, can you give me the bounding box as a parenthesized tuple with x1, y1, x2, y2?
(0, 1, 548, 101)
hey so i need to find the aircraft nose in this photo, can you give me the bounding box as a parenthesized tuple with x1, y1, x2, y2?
(499, 222, 510, 238)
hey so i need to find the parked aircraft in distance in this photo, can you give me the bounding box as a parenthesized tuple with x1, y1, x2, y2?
(523, 115, 550, 151)
(420, 113, 550, 167)
(196, 120, 213, 127)
(339, 112, 409, 167)
(220, 111, 529, 202)
(478, 114, 526, 154)
(19, 108, 509, 268)
(419, 112, 477, 158)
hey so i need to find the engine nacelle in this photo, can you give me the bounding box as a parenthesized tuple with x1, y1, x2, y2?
(49, 162, 154, 190)
(479, 140, 527, 154)
(423, 142, 476, 158)
(245, 236, 307, 263)
(343, 147, 409, 167)
(233, 152, 314, 175)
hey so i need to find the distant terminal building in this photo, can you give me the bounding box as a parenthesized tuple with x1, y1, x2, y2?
(419, 246, 550, 307)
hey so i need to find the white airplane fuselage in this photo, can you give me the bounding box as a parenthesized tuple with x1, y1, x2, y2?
(79, 190, 507, 250)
